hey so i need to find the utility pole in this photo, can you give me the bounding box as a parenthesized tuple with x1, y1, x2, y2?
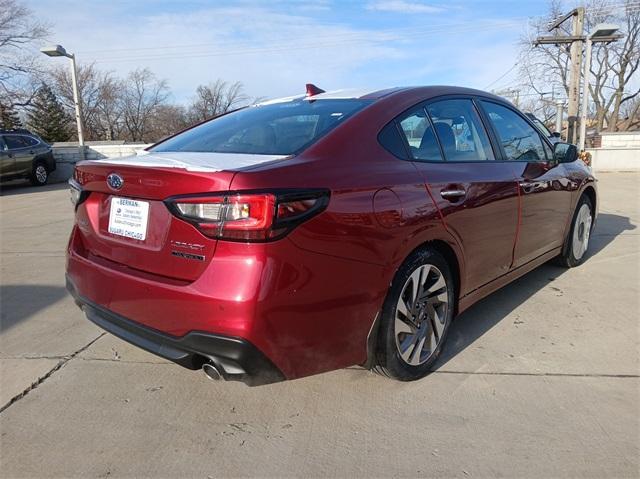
(536, 18, 623, 148)
(537, 7, 584, 144)
(567, 7, 584, 145)
(535, 7, 585, 144)
(493, 88, 521, 107)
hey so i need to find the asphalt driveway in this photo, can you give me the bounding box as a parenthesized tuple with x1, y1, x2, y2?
(0, 174, 638, 478)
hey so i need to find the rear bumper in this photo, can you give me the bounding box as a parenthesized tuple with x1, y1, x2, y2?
(66, 222, 387, 380)
(66, 276, 285, 386)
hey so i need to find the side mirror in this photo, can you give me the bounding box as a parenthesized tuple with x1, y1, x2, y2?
(551, 132, 561, 138)
(553, 142, 577, 163)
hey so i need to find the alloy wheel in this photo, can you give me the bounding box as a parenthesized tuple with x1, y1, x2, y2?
(394, 264, 448, 366)
(35, 165, 48, 184)
(572, 203, 592, 260)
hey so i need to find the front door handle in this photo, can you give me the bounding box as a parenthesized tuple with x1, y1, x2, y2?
(519, 181, 545, 193)
(440, 188, 467, 201)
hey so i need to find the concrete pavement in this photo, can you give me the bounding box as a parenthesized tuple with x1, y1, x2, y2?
(0, 174, 638, 478)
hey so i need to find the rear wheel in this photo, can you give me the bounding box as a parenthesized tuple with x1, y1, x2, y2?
(29, 162, 49, 186)
(374, 248, 454, 381)
(557, 195, 593, 268)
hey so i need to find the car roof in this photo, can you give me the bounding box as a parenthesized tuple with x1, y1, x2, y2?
(0, 129, 36, 135)
(257, 85, 508, 106)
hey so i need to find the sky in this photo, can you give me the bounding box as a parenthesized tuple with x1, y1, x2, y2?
(26, 0, 561, 104)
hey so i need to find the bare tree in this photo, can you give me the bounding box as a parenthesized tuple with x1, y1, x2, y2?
(595, 4, 640, 131)
(619, 95, 640, 129)
(50, 63, 119, 141)
(0, 0, 49, 106)
(95, 75, 125, 141)
(121, 68, 170, 142)
(145, 104, 189, 142)
(188, 80, 248, 123)
(519, 0, 640, 132)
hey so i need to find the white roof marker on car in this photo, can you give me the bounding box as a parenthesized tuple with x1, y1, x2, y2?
(253, 88, 379, 106)
(83, 152, 289, 172)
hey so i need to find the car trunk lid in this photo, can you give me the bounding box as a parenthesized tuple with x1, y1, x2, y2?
(73, 151, 287, 282)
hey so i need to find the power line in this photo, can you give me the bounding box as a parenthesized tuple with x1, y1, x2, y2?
(79, 18, 527, 55)
(91, 20, 526, 64)
(484, 62, 520, 90)
(79, 19, 524, 63)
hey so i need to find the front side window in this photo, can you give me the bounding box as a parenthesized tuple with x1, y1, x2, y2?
(425, 99, 495, 161)
(0, 136, 6, 151)
(23, 136, 39, 147)
(151, 99, 371, 156)
(481, 101, 547, 162)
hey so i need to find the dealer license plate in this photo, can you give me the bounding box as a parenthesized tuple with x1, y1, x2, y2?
(108, 197, 149, 241)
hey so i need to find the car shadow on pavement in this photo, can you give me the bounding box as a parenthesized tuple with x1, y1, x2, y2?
(0, 285, 68, 333)
(0, 181, 69, 197)
(432, 212, 636, 370)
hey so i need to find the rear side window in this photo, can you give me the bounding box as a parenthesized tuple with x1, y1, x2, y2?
(425, 99, 495, 162)
(378, 122, 408, 159)
(398, 108, 443, 162)
(0, 136, 6, 151)
(4, 135, 31, 149)
(151, 99, 371, 156)
(481, 101, 547, 162)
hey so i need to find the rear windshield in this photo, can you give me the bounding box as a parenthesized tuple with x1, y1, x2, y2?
(151, 99, 371, 155)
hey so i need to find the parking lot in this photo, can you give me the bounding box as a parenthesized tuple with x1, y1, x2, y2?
(0, 173, 638, 478)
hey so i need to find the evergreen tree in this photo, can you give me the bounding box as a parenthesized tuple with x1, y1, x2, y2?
(0, 100, 23, 130)
(26, 84, 72, 142)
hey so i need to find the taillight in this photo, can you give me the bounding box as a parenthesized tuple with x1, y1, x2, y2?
(166, 189, 329, 242)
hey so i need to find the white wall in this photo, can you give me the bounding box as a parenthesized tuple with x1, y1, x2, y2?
(50, 143, 152, 182)
(587, 148, 640, 172)
(599, 132, 640, 149)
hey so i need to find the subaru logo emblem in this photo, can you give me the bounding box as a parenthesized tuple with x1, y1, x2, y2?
(107, 173, 123, 190)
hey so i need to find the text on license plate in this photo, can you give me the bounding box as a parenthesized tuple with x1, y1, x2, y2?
(108, 197, 149, 241)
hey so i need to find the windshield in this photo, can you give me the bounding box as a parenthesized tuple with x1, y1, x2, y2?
(151, 99, 371, 156)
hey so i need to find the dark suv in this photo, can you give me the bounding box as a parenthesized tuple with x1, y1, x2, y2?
(0, 129, 56, 186)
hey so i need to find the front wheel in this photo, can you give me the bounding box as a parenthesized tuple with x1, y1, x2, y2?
(29, 163, 49, 186)
(557, 195, 594, 268)
(374, 248, 454, 381)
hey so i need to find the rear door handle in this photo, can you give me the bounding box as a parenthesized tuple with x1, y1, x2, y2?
(440, 188, 467, 201)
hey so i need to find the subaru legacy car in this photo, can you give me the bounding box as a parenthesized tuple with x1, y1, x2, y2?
(66, 85, 596, 386)
(0, 129, 56, 185)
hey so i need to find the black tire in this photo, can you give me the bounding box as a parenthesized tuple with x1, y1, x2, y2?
(373, 248, 455, 381)
(29, 162, 49, 186)
(556, 195, 594, 268)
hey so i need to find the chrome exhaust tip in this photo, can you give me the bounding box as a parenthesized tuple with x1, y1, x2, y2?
(202, 362, 223, 381)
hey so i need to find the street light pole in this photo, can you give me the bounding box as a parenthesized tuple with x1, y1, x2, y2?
(577, 24, 623, 152)
(40, 45, 85, 160)
(555, 101, 564, 137)
(535, 21, 623, 149)
(68, 53, 85, 152)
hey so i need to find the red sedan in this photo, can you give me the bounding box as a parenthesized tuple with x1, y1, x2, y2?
(66, 85, 597, 385)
